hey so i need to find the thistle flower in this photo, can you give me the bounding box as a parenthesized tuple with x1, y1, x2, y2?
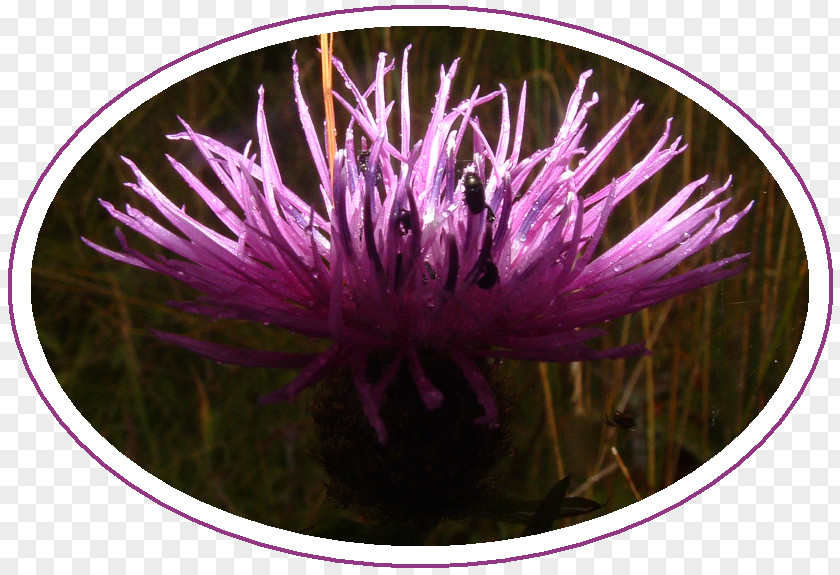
(84, 47, 751, 449)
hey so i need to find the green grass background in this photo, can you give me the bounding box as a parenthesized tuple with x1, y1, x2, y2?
(31, 27, 807, 544)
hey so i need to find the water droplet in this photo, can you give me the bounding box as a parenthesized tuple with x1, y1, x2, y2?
(613, 264, 623, 272)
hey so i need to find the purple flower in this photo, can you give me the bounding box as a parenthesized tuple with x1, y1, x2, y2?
(85, 48, 751, 443)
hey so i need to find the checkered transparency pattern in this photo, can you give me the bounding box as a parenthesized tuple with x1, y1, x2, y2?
(3, 0, 835, 573)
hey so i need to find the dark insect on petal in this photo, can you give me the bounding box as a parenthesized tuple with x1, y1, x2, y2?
(462, 172, 485, 215)
(357, 150, 382, 186)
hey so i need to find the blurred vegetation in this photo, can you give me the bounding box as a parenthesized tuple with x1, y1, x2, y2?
(31, 27, 807, 544)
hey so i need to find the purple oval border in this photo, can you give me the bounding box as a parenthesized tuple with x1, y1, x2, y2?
(9, 5, 832, 568)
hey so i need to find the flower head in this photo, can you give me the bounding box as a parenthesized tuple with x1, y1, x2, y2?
(85, 48, 751, 444)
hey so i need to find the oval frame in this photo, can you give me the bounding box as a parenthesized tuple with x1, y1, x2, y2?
(10, 6, 830, 568)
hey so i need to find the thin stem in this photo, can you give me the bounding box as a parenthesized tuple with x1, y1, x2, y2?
(570, 462, 618, 498)
(320, 33, 336, 185)
(611, 446, 641, 501)
(108, 275, 159, 466)
(643, 307, 656, 493)
(539, 362, 565, 480)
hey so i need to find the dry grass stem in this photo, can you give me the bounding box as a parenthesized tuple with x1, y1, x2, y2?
(320, 33, 336, 184)
(611, 446, 642, 502)
(538, 362, 566, 480)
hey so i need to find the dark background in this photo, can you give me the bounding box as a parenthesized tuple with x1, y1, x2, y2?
(31, 27, 807, 544)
